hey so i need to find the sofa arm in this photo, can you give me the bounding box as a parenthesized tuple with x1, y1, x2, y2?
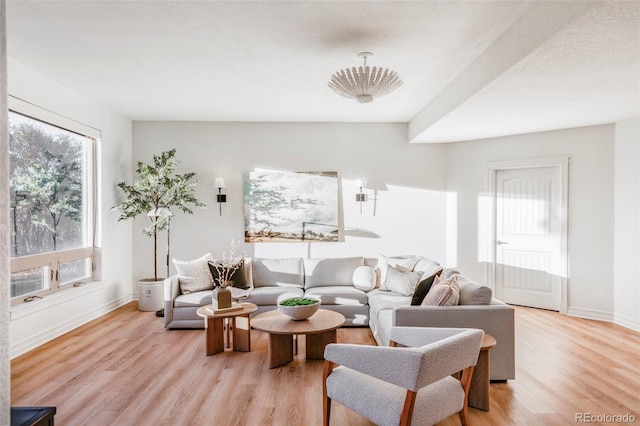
(164, 276, 181, 328)
(392, 302, 515, 380)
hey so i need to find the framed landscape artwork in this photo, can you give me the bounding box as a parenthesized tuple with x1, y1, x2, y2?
(243, 170, 340, 243)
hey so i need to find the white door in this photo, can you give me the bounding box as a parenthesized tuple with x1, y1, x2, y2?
(494, 165, 565, 311)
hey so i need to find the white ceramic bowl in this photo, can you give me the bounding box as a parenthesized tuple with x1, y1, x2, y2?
(278, 298, 320, 320)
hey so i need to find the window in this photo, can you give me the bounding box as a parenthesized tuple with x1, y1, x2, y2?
(8, 99, 98, 305)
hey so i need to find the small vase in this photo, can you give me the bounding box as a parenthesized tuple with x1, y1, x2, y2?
(212, 285, 232, 310)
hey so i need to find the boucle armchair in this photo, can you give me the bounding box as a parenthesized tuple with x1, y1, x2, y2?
(323, 327, 484, 426)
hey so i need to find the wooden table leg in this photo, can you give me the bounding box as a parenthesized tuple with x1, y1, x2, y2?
(469, 347, 491, 411)
(267, 333, 294, 368)
(306, 330, 337, 360)
(204, 316, 225, 356)
(232, 315, 251, 352)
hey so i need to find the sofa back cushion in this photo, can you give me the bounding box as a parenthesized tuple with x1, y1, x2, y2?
(304, 257, 364, 289)
(252, 258, 304, 288)
(412, 256, 442, 277)
(457, 275, 493, 305)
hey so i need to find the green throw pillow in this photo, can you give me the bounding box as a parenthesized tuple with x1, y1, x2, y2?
(207, 259, 249, 289)
(410, 269, 443, 305)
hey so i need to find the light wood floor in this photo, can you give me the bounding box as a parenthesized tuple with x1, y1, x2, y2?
(11, 303, 640, 425)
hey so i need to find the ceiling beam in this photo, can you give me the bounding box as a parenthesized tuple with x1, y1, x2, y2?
(408, 1, 597, 144)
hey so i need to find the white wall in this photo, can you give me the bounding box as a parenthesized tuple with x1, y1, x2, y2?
(446, 125, 615, 319)
(7, 59, 133, 357)
(131, 121, 448, 286)
(614, 116, 640, 331)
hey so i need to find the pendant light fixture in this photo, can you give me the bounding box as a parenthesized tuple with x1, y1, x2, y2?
(328, 52, 403, 103)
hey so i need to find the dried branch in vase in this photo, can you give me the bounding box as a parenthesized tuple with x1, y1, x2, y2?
(212, 239, 245, 288)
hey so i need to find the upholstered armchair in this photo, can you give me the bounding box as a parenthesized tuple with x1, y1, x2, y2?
(322, 327, 484, 426)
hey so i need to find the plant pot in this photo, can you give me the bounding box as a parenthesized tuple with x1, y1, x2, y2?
(138, 278, 164, 312)
(277, 297, 321, 320)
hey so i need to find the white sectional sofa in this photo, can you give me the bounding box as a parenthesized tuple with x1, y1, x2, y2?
(163, 255, 515, 380)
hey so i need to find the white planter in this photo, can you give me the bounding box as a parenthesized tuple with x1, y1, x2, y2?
(138, 278, 164, 312)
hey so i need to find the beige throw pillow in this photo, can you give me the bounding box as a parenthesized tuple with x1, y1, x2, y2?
(422, 274, 460, 306)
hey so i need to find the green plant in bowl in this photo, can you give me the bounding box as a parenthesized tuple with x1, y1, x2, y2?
(279, 297, 319, 307)
(278, 297, 320, 320)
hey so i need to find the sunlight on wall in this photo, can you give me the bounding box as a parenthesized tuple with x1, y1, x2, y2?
(477, 193, 492, 264)
(254, 179, 448, 262)
(446, 191, 458, 267)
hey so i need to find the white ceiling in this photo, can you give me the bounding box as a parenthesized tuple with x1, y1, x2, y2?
(6, 1, 640, 143)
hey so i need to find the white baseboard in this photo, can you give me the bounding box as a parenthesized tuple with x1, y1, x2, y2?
(613, 314, 640, 332)
(10, 296, 130, 359)
(567, 306, 614, 322)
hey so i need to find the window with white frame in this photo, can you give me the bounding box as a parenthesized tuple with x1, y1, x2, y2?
(8, 99, 98, 305)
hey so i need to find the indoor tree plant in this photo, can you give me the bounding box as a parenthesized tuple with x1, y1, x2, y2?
(112, 149, 205, 284)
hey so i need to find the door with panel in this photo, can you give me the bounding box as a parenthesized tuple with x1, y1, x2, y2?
(494, 165, 565, 311)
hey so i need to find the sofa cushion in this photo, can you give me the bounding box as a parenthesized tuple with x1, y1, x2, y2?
(457, 275, 493, 305)
(412, 256, 442, 277)
(377, 254, 419, 290)
(410, 269, 443, 306)
(384, 265, 422, 297)
(207, 258, 250, 289)
(252, 258, 304, 288)
(243, 286, 304, 305)
(422, 275, 460, 306)
(173, 253, 214, 294)
(367, 289, 411, 319)
(304, 257, 364, 288)
(352, 266, 377, 291)
(174, 290, 212, 308)
(304, 286, 368, 305)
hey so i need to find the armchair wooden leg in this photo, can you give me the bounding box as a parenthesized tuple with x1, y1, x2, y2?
(458, 365, 475, 426)
(323, 360, 335, 426)
(400, 390, 417, 426)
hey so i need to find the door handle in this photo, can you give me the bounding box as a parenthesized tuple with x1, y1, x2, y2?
(496, 240, 509, 245)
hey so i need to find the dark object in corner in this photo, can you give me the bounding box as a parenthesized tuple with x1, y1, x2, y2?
(156, 309, 164, 317)
(11, 406, 56, 426)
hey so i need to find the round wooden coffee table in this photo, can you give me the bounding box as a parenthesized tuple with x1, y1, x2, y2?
(196, 303, 258, 356)
(251, 309, 345, 368)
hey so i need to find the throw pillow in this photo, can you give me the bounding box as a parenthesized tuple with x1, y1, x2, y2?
(173, 253, 214, 294)
(352, 266, 377, 291)
(384, 265, 422, 297)
(208, 258, 250, 289)
(410, 268, 444, 305)
(422, 274, 460, 306)
(412, 256, 442, 277)
(377, 254, 419, 290)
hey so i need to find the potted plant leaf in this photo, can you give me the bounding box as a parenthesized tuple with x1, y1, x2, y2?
(112, 149, 205, 310)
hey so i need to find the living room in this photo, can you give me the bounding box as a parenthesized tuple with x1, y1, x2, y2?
(1, 1, 639, 425)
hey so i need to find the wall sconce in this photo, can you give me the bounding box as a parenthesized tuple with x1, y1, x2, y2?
(355, 178, 368, 215)
(215, 177, 226, 216)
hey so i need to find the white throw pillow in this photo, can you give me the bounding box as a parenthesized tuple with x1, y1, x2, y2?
(377, 254, 418, 290)
(384, 265, 422, 296)
(352, 266, 377, 291)
(413, 256, 443, 278)
(173, 253, 214, 294)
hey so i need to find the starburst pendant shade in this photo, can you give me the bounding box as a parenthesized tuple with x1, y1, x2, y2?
(328, 52, 403, 103)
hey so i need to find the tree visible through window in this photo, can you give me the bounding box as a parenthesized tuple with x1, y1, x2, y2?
(9, 110, 94, 301)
